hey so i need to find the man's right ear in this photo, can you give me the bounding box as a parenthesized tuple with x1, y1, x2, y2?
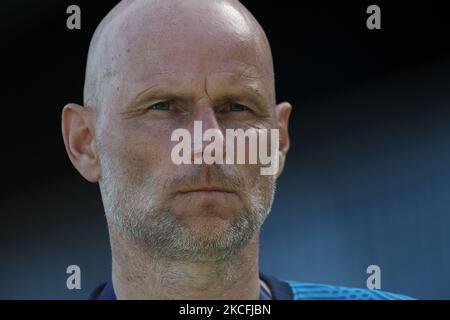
(61, 103, 101, 182)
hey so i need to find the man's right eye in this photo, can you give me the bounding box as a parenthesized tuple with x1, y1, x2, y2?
(148, 101, 172, 111)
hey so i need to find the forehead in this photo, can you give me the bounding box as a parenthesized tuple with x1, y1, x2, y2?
(100, 0, 274, 107)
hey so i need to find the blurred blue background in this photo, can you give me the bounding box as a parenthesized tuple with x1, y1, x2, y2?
(0, 1, 449, 299)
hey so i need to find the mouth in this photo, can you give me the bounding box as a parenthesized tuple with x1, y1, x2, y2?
(173, 185, 241, 217)
(178, 186, 236, 194)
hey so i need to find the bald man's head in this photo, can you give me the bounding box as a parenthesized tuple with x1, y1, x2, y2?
(84, 0, 275, 111)
(63, 0, 291, 261)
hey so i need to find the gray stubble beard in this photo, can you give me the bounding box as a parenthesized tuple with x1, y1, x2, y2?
(98, 151, 276, 263)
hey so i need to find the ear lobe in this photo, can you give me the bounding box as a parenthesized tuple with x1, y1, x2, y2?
(61, 103, 101, 182)
(275, 102, 292, 178)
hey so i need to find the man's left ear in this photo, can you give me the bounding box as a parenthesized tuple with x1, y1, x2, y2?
(275, 102, 292, 177)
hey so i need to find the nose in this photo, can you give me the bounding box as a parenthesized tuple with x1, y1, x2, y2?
(195, 103, 221, 131)
(191, 103, 225, 164)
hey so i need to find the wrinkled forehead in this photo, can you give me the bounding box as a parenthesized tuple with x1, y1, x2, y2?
(95, 0, 274, 109)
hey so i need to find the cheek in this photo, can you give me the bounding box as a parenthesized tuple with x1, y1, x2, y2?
(101, 120, 175, 181)
(239, 163, 274, 197)
(236, 163, 262, 193)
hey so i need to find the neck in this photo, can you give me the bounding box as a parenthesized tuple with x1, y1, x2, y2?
(108, 224, 261, 300)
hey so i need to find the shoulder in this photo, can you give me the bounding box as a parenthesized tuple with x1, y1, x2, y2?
(286, 280, 415, 300)
(88, 282, 107, 300)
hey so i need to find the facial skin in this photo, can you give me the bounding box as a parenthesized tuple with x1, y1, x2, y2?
(62, 0, 291, 299)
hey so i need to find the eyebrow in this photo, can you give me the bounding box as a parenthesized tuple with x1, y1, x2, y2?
(219, 88, 269, 110)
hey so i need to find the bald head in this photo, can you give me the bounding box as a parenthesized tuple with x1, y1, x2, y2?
(62, 0, 292, 272)
(84, 0, 275, 111)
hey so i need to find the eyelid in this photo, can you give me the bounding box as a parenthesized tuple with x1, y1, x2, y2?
(231, 101, 255, 111)
(148, 100, 170, 109)
(230, 103, 250, 111)
(147, 100, 192, 115)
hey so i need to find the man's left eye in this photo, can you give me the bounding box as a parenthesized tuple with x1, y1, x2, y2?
(229, 103, 249, 112)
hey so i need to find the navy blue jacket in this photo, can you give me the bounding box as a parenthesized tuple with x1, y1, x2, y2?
(89, 273, 414, 300)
